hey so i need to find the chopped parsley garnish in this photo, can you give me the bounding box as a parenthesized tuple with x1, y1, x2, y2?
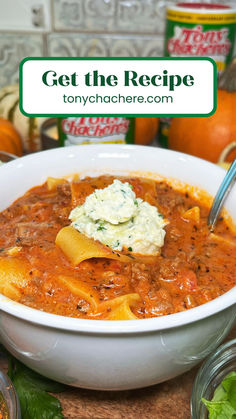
(128, 247, 133, 252)
(113, 240, 120, 248)
(134, 199, 138, 206)
(97, 226, 106, 231)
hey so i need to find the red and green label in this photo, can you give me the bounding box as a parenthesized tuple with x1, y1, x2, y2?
(58, 117, 135, 146)
(160, 3, 236, 148)
(164, 5, 236, 72)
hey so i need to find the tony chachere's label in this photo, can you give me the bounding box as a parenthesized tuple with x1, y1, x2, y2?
(58, 117, 131, 146)
(164, 5, 236, 72)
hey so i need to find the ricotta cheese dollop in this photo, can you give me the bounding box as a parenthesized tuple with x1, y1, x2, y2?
(69, 179, 168, 255)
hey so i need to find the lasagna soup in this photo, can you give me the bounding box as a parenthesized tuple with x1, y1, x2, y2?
(0, 175, 235, 320)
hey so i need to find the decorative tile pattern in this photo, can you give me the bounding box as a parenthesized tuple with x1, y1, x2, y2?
(48, 33, 164, 57)
(1, 0, 236, 90)
(52, 0, 236, 35)
(52, 0, 175, 34)
(0, 34, 43, 88)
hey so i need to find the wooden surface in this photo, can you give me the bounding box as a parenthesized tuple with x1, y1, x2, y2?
(1, 325, 235, 419)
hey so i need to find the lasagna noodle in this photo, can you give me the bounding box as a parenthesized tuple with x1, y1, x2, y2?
(0, 258, 31, 300)
(47, 177, 68, 191)
(99, 294, 141, 320)
(182, 206, 200, 223)
(58, 275, 99, 312)
(58, 276, 140, 319)
(55, 226, 133, 265)
(209, 233, 236, 247)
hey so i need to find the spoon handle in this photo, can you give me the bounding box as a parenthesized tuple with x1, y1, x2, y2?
(208, 159, 236, 230)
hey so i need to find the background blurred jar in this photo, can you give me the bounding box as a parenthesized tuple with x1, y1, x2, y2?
(191, 339, 236, 419)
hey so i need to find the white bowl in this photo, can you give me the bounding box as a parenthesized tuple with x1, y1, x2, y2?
(0, 145, 235, 391)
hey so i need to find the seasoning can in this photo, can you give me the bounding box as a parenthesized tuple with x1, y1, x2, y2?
(160, 2, 236, 147)
(164, 3, 236, 71)
(58, 117, 135, 146)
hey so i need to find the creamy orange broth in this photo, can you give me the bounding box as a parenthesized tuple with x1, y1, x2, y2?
(0, 175, 235, 319)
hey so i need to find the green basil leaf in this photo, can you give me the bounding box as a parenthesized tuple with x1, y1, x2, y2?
(212, 384, 227, 402)
(13, 371, 63, 419)
(202, 399, 236, 419)
(10, 359, 66, 393)
(17, 362, 66, 393)
(7, 355, 65, 419)
(221, 372, 236, 410)
(222, 372, 236, 393)
(228, 382, 236, 410)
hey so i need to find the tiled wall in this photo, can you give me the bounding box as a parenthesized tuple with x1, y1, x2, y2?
(0, 0, 235, 88)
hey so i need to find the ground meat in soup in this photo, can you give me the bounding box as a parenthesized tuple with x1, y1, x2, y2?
(0, 175, 235, 319)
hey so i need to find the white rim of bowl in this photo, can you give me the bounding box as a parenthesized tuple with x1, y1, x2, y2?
(0, 289, 235, 334)
(0, 145, 235, 334)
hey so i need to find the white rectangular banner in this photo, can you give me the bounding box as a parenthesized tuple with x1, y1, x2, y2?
(19, 58, 216, 117)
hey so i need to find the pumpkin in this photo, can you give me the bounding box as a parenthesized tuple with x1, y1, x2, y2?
(168, 57, 236, 163)
(0, 85, 48, 153)
(135, 117, 159, 145)
(0, 118, 22, 156)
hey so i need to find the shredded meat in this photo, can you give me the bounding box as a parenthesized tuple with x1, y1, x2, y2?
(0, 174, 235, 320)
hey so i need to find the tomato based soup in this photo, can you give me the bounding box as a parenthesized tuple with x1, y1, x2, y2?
(0, 175, 235, 319)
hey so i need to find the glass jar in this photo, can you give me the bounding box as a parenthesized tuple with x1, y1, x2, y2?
(0, 369, 21, 418)
(40, 118, 59, 150)
(191, 338, 236, 419)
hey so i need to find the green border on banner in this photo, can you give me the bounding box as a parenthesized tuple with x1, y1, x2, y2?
(19, 57, 217, 117)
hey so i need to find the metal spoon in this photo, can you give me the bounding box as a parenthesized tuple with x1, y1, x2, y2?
(208, 159, 236, 230)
